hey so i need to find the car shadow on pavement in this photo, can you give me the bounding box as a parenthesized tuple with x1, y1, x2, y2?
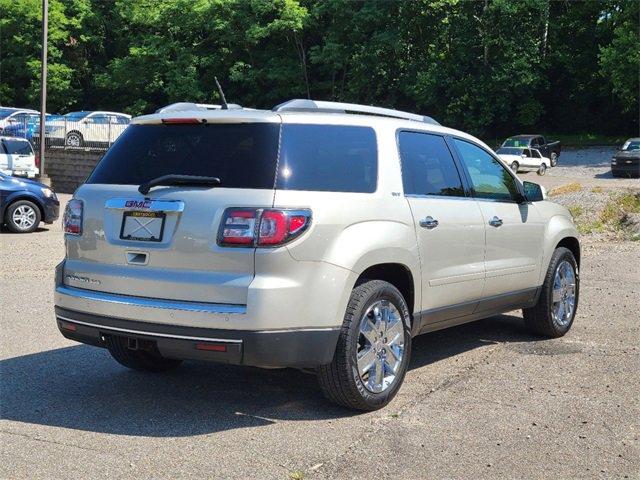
(1, 314, 539, 437)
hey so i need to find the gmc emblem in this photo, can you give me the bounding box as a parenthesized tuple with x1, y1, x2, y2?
(125, 200, 152, 209)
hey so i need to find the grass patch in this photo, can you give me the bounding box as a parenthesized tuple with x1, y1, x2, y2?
(549, 182, 582, 197)
(548, 133, 627, 147)
(568, 204, 583, 220)
(567, 191, 640, 237)
(485, 133, 627, 149)
(591, 186, 604, 193)
(573, 191, 640, 236)
(289, 471, 305, 480)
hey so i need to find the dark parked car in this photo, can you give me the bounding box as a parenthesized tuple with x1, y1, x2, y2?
(501, 135, 561, 166)
(0, 172, 60, 233)
(611, 138, 640, 178)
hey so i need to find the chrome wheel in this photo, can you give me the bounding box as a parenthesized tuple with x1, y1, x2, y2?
(12, 205, 37, 230)
(357, 300, 405, 393)
(66, 132, 82, 147)
(552, 260, 576, 327)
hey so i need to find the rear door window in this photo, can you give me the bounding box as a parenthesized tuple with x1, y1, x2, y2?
(87, 123, 281, 189)
(398, 131, 464, 197)
(276, 124, 377, 193)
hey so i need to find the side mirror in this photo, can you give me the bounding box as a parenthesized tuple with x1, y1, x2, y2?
(522, 181, 545, 202)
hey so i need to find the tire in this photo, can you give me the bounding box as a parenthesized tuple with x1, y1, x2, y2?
(510, 161, 519, 173)
(66, 131, 84, 147)
(537, 163, 547, 176)
(317, 279, 412, 411)
(105, 335, 182, 372)
(550, 152, 558, 167)
(523, 247, 579, 338)
(4, 200, 41, 233)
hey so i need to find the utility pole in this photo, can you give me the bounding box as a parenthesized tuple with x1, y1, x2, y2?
(38, 0, 50, 185)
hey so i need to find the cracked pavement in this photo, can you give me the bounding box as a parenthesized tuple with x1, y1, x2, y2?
(1, 194, 639, 479)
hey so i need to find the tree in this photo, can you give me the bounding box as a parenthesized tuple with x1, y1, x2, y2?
(599, 1, 640, 114)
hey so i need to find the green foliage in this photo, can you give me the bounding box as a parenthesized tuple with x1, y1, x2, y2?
(0, 0, 637, 136)
(599, 1, 640, 113)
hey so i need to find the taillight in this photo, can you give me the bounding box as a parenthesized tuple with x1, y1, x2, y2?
(63, 199, 83, 235)
(35, 152, 41, 169)
(218, 208, 311, 247)
(219, 209, 257, 245)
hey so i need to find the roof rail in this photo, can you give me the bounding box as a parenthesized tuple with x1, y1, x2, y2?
(156, 102, 242, 113)
(272, 99, 440, 125)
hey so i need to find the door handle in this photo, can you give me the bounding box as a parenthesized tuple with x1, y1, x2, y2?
(489, 216, 503, 227)
(419, 216, 439, 229)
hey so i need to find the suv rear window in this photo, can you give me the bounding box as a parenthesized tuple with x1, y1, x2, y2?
(88, 122, 378, 193)
(2, 139, 33, 155)
(276, 124, 377, 193)
(87, 123, 280, 189)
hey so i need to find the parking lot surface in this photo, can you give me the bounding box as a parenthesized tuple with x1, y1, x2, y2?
(1, 150, 639, 478)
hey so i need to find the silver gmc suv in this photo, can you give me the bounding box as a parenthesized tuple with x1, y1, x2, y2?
(55, 100, 580, 410)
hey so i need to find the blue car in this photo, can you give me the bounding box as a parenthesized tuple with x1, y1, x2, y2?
(1, 113, 57, 141)
(0, 172, 60, 233)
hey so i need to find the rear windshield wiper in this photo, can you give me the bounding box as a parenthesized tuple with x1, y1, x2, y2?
(138, 175, 221, 195)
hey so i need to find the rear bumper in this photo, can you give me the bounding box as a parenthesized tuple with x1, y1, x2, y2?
(55, 306, 340, 367)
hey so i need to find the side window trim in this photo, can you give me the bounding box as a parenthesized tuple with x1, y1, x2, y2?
(394, 128, 473, 198)
(448, 135, 524, 203)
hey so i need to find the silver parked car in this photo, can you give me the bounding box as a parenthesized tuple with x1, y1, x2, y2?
(55, 100, 580, 410)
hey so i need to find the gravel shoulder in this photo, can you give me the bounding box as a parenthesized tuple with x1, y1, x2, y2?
(2, 181, 639, 479)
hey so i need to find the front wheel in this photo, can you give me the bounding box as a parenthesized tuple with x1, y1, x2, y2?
(550, 152, 558, 167)
(4, 200, 41, 233)
(537, 163, 547, 176)
(317, 279, 412, 410)
(523, 247, 579, 337)
(510, 161, 519, 173)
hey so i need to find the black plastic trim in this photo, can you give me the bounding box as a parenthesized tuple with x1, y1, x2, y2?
(55, 307, 340, 367)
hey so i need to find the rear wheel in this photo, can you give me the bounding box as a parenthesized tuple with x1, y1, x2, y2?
(106, 335, 182, 372)
(317, 279, 412, 410)
(66, 131, 84, 147)
(4, 200, 41, 233)
(523, 247, 579, 338)
(510, 161, 519, 173)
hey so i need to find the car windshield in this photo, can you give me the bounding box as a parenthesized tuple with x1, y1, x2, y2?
(622, 140, 640, 151)
(502, 137, 530, 147)
(496, 147, 523, 155)
(64, 111, 91, 121)
(0, 108, 19, 120)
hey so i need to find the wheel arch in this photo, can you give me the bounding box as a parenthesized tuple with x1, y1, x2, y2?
(355, 262, 417, 323)
(556, 236, 580, 268)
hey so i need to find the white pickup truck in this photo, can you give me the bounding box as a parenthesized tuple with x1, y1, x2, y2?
(0, 136, 39, 178)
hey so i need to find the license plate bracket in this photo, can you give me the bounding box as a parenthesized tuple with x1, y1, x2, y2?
(120, 211, 166, 242)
